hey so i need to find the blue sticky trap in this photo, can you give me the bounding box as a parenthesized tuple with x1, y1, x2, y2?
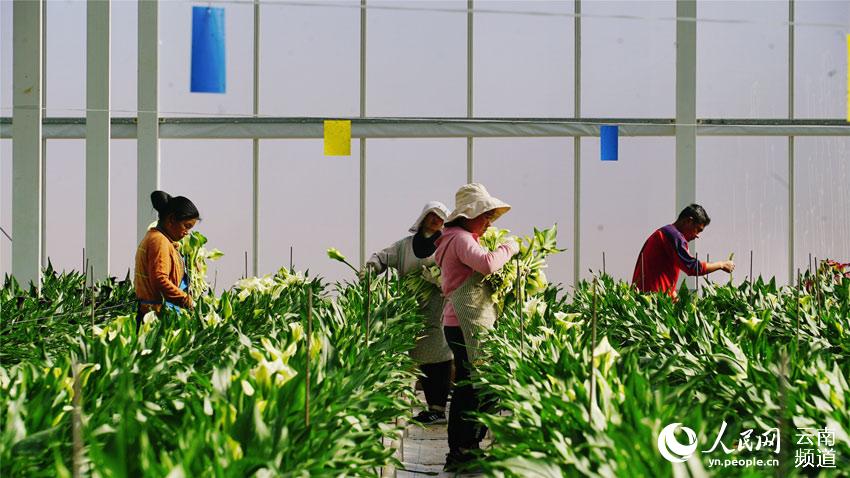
(191, 6, 226, 93)
(600, 125, 619, 161)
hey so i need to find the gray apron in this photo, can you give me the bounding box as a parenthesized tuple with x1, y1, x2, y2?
(447, 272, 498, 365)
(398, 241, 454, 365)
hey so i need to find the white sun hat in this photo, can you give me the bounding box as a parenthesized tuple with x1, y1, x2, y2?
(445, 183, 511, 223)
(409, 201, 450, 233)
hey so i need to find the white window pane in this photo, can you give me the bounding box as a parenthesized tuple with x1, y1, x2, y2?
(0, 140, 11, 276)
(697, 137, 789, 285)
(475, 138, 575, 289)
(581, 138, 675, 282)
(795, 137, 850, 270)
(366, 139, 465, 265)
(112, 1, 138, 116)
(16, 141, 135, 278)
(697, 1, 788, 118)
(795, 1, 849, 119)
(45, 140, 85, 272)
(0, 1, 12, 117)
(46, 0, 86, 117)
(367, 0, 466, 116)
(259, 140, 359, 284)
(581, 1, 675, 118)
(110, 140, 136, 278)
(159, 1, 253, 117)
(260, 2, 360, 117)
(161, 140, 252, 290)
(474, 1, 574, 117)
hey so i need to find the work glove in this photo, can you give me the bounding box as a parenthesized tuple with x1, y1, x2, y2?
(503, 237, 521, 256)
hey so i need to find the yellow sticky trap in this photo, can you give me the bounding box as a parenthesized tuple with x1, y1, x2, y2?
(847, 35, 849, 122)
(324, 120, 351, 156)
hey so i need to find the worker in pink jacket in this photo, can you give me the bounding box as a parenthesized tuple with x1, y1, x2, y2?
(362, 201, 454, 425)
(434, 183, 519, 472)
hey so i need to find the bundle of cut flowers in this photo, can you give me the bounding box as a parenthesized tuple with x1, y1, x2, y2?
(478, 224, 564, 311)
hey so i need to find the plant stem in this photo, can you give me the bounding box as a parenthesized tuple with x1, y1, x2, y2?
(306, 288, 312, 429)
(589, 277, 598, 421)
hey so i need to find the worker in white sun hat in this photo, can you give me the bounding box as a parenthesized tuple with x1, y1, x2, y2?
(361, 201, 454, 425)
(434, 183, 519, 472)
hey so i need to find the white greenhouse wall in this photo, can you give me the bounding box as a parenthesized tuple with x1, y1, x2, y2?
(160, 140, 253, 290)
(580, 137, 676, 283)
(365, 138, 466, 275)
(473, 1, 575, 117)
(259, 2, 360, 117)
(258, 139, 360, 284)
(367, 0, 467, 117)
(697, 137, 790, 285)
(794, 137, 850, 272)
(1, 0, 848, 289)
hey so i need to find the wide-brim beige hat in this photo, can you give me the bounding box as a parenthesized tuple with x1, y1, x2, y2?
(445, 183, 511, 223)
(409, 201, 450, 233)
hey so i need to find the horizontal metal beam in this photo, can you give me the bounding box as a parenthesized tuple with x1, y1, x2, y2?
(697, 119, 850, 136)
(1, 117, 849, 139)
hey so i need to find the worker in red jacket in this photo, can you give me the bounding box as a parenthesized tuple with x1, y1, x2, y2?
(632, 204, 735, 297)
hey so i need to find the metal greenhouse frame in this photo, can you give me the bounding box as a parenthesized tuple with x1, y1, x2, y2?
(5, 0, 849, 288)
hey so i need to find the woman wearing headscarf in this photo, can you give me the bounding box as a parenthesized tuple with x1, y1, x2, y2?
(363, 201, 454, 424)
(434, 183, 518, 471)
(134, 190, 200, 330)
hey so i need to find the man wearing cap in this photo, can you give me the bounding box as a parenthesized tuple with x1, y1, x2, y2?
(434, 183, 519, 471)
(632, 203, 735, 297)
(362, 201, 455, 425)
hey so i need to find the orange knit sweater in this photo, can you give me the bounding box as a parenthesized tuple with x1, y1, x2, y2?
(134, 228, 191, 311)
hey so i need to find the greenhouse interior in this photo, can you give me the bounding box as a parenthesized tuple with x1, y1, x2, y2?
(1, 0, 849, 476)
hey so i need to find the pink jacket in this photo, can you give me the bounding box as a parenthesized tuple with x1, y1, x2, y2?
(434, 226, 518, 326)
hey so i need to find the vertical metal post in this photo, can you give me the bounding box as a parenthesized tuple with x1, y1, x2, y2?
(675, 2, 697, 204)
(787, 0, 796, 285)
(41, 2, 47, 269)
(86, 0, 111, 280)
(675, 0, 697, 245)
(573, 0, 582, 289)
(252, 0, 260, 276)
(12, 0, 44, 287)
(466, 0, 473, 183)
(41, 164, 47, 271)
(359, 0, 367, 267)
(137, 0, 159, 241)
(674, 0, 699, 293)
(359, 144, 367, 268)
